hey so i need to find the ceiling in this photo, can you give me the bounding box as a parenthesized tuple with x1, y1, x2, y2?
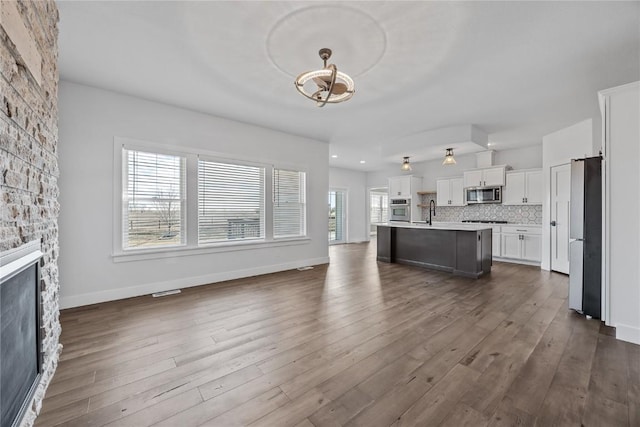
(57, 1, 639, 171)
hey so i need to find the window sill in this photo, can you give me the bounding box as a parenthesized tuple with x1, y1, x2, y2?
(112, 237, 311, 263)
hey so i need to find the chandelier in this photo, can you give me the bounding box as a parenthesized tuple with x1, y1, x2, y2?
(295, 48, 355, 107)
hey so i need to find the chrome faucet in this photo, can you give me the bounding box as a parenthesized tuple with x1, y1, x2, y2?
(428, 200, 436, 225)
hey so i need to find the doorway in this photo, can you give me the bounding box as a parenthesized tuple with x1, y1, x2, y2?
(328, 190, 347, 244)
(369, 187, 388, 237)
(551, 163, 571, 273)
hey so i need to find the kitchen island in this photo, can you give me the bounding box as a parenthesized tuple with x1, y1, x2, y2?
(377, 222, 492, 278)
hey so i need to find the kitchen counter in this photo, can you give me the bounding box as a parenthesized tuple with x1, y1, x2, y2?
(386, 221, 493, 231)
(377, 223, 492, 278)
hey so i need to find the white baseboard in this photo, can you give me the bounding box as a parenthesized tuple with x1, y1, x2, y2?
(615, 323, 640, 345)
(493, 257, 541, 267)
(60, 256, 330, 309)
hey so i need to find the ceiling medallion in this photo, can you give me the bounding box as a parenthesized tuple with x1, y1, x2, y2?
(443, 148, 457, 165)
(295, 48, 355, 107)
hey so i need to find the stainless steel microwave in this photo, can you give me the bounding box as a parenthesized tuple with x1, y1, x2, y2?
(466, 187, 502, 204)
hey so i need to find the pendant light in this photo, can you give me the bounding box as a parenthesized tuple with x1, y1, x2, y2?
(442, 148, 456, 165)
(401, 156, 412, 171)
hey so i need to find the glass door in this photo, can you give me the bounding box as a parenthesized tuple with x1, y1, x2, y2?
(328, 190, 346, 244)
(369, 188, 388, 236)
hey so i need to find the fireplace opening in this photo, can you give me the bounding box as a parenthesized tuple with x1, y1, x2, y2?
(0, 241, 43, 427)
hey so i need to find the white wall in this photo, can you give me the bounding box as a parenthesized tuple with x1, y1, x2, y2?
(367, 145, 542, 191)
(329, 167, 368, 243)
(602, 82, 640, 344)
(541, 119, 594, 271)
(58, 81, 329, 308)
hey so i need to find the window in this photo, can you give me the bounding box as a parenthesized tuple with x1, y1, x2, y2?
(273, 169, 306, 238)
(198, 159, 265, 243)
(123, 149, 186, 249)
(370, 189, 388, 235)
(116, 140, 309, 257)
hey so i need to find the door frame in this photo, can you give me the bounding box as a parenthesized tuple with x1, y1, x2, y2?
(550, 162, 571, 274)
(367, 186, 388, 240)
(328, 188, 348, 245)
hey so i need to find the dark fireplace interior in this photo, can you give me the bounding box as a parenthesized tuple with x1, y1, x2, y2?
(1, 256, 42, 427)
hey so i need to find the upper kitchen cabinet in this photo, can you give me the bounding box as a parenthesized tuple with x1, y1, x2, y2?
(503, 169, 542, 205)
(463, 166, 506, 188)
(436, 177, 465, 206)
(388, 175, 422, 198)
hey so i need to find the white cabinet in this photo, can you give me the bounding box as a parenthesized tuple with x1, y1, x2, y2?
(463, 170, 483, 188)
(491, 226, 501, 257)
(498, 225, 542, 263)
(463, 166, 506, 188)
(436, 177, 465, 206)
(503, 170, 542, 205)
(501, 233, 521, 259)
(388, 175, 423, 221)
(389, 176, 412, 197)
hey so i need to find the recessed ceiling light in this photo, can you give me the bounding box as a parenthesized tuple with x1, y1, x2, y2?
(331, 154, 338, 158)
(360, 160, 366, 164)
(487, 143, 493, 147)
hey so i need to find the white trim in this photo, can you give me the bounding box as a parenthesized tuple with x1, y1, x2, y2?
(601, 95, 611, 325)
(493, 257, 541, 267)
(0, 240, 43, 282)
(112, 237, 310, 262)
(60, 256, 330, 309)
(615, 323, 640, 345)
(329, 188, 348, 245)
(113, 136, 309, 258)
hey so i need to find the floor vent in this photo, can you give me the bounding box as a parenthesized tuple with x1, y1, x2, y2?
(297, 266, 314, 271)
(152, 289, 181, 298)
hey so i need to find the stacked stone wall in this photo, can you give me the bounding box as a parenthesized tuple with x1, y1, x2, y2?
(0, 1, 61, 425)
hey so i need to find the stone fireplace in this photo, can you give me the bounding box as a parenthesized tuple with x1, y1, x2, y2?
(1, 1, 61, 426)
(0, 241, 43, 427)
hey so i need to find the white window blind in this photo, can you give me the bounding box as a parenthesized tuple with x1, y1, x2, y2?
(273, 169, 306, 238)
(123, 149, 186, 249)
(198, 159, 265, 243)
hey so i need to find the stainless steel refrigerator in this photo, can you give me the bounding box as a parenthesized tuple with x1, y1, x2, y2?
(569, 157, 602, 318)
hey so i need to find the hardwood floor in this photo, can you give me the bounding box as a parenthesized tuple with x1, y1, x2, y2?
(37, 241, 639, 426)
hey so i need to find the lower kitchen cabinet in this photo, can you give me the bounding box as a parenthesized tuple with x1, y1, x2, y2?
(495, 225, 542, 264)
(491, 226, 501, 257)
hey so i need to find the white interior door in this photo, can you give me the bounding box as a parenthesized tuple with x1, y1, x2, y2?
(551, 164, 571, 273)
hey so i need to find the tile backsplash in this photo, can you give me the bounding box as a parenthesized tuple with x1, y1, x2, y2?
(419, 194, 542, 224)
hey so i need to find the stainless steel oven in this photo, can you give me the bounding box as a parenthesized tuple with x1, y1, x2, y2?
(466, 187, 502, 204)
(390, 198, 411, 221)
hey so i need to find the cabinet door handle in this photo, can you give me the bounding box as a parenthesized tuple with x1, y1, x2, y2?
(522, 198, 525, 203)
(516, 229, 527, 232)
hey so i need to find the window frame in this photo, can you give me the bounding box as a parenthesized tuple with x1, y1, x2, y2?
(197, 155, 267, 246)
(112, 137, 310, 262)
(121, 147, 187, 251)
(273, 168, 308, 239)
